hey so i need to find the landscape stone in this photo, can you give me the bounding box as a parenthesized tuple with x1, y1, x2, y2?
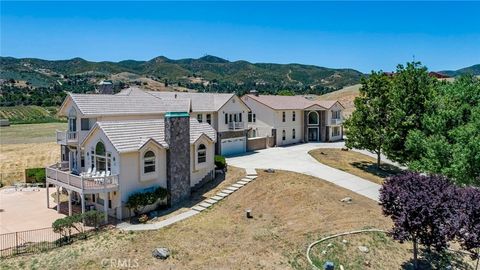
(152, 247, 170, 260)
(340, 197, 352, 203)
(192, 205, 206, 212)
(358, 245, 369, 253)
(211, 195, 223, 201)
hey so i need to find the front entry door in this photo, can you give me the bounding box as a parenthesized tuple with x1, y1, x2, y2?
(308, 128, 319, 141)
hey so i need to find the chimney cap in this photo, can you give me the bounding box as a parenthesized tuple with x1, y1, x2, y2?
(165, 112, 190, 118)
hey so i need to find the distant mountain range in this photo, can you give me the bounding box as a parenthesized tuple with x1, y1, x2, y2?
(0, 55, 364, 94)
(439, 64, 480, 77)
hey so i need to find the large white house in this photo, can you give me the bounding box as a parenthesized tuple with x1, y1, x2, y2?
(242, 94, 344, 146)
(45, 88, 343, 221)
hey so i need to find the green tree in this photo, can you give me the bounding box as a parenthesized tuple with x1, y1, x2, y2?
(406, 75, 480, 186)
(385, 62, 436, 164)
(277, 89, 295, 96)
(344, 71, 392, 167)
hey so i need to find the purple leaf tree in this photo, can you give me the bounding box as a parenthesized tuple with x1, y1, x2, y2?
(379, 172, 459, 269)
(457, 187, 480, 269)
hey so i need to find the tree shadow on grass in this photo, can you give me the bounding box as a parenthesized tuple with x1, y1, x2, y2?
(401, 249, 474, 270)
(350, 161, 402, 179)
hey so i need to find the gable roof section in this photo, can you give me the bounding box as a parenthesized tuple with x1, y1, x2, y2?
(82, 118, 216, 153)
(147, 91, 237, 112)
(242, 94, 344, 110)
(62, 93, 190, 116)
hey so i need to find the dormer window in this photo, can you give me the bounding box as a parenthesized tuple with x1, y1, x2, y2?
(197, 114, 203, 123)
(143, 151, 156, 173)
(198, 144, 206, 163)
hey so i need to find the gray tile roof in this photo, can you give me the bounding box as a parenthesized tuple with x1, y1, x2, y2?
(89, 118, 216, 153)
(146, 91, 235, 112)
(69, 93, 190, 116)
(242, 94, 342, 110)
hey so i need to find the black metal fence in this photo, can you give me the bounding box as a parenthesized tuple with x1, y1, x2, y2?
(0, 226, 88, 258)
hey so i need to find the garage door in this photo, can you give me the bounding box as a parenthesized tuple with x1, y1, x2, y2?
(221, 137, 246, 156)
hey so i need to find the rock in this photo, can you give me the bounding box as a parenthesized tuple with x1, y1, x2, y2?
(323, 261, 334, 270)
(340, 197, 352, 203)
(326, 243, 333, 248)
(364, 260, 371, 267)
(264, 168, 275, 173)
(321, 250, 327, 255)
(358, 245, 369, 253)
(341, 147, 349, 151)
(152, 247, 170, 260)
(342, 239, 348, 244)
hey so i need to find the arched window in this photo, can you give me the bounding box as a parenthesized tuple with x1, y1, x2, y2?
(292, 128, 296, 139)
(144, 151, 156, 173)
(94, 141, 107, 171)
(282, 130, 286, 141)
(308, 111, 319, 125)
(95, 142, 105, 156)
(198, 144, 207, 163)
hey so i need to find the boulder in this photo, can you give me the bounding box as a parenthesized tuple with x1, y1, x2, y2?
(152, 247, 170, 260)
(264, 168, 275, 173)
(340, 197, 352, 203)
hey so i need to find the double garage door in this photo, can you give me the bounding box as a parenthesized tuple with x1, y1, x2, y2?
(221, 137, 246, 156)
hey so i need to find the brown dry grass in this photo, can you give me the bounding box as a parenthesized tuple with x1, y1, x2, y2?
(317, 84, 361, 118)
(1, 170, 396, 270)
(309, 148, 402, 185)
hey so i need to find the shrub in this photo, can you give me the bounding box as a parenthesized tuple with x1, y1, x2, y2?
(138, 214, 148, 223)
(126, 186, 168, 216)
(456, 187, 480, 260)
(83, 210, 105, 229)
(25, 168, 46, 184)
(214, 155, 227, 170)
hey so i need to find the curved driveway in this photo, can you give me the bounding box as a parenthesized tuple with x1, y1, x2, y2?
(226, 142, 382, 202)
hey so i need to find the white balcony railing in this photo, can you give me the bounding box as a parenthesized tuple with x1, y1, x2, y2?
(56, 130, 78, 145)
(330, 118, 342, 125)
(228, 121, 244, 131)
(46, 163, 119, 193)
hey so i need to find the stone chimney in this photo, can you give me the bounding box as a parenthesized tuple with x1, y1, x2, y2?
(164, 112, 191, 206)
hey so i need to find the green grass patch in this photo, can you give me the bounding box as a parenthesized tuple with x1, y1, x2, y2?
(0, 106, 65, 124)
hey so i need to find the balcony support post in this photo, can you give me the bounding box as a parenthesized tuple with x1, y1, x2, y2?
(46, 181, 50, 209)
(67, 190, 72, 216)
(56, 186, 60, 213)
(103, 192, 108, 224)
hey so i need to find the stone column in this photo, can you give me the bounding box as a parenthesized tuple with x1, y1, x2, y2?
(103, 192, 108, 223)
(165, 112, 191, 206)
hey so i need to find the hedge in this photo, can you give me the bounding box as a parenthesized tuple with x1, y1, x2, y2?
(214, 155, 227, 170)
(25, 168, 46, 184)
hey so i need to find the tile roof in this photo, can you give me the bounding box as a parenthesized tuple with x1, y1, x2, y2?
(69, 93, 190, 116)
(146, 91, 235, 112)
(89, 118, 216, 153)
(242, 94, 342, 110)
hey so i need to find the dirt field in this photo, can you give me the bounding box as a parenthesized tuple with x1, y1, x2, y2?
(1, 170, 397, 270)
(317, 84, 361, 118)
(0, 123, 64, 186)
(309, 148, 402, 185)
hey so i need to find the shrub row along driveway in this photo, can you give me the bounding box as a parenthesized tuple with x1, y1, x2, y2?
(227, 142, 382, 201)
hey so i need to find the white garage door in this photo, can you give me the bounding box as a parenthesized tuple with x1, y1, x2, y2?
(221, 137, 246, 156)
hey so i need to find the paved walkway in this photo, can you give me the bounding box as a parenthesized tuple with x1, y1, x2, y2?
(118, 173, 258, 231)
(226, 142, 383, 202)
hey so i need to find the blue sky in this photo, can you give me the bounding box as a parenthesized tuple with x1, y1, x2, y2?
(1, 1, 479, 72)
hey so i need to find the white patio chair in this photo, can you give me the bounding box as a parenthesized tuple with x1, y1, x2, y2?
(106, 171, 111, 177)
(100, 171, 106, 177)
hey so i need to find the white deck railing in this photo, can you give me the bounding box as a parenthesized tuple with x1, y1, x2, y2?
(46, 163, 119, 192)
(228, 121, 244, 131)
(330, 118, 342, 125)
(56, 131, 78, 145)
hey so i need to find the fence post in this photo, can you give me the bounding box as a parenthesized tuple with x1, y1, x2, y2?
(15, 232, 18, 255)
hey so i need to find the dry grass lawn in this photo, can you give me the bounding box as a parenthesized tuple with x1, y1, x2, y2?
(1, 170, 398, 270)
(309, 148, 402, 185)
(0, 123, 65, 186)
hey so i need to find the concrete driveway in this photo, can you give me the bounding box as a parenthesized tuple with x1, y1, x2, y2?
(226, 142, 382, 202)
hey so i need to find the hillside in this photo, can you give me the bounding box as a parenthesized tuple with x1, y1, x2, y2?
(0, 56, 364, 96)
(317, 84, 361, 117)
(439, 64, 480, 77)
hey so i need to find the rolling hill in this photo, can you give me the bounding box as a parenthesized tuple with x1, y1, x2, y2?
(439, 64, 480, 77)
(0, 55, 364, 93)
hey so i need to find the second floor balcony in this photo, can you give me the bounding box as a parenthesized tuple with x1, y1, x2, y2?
(46, 163, 119, 194)
(228, 121, 244, 131)
(330, 118, 343, 125)
(56, 130, 78, 145)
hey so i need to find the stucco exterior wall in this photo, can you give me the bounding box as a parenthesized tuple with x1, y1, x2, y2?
(242, 96, 276, 138)
(217, 95, 249, 132)
(190, 136, 215, 187)
(274, 110, 303, 146)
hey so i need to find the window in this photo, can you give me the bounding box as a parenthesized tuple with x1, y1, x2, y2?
(282, 130, 286, 141)
(144, 151, 156, 173)
(253, 113, 256, 122)
(292, 111, 296, 122)
(95, 142, 105, 156)
(332, 127, 340, 137)
(282, 112, 286, 122)
(206, 114, 211, 125)
(308, 111, 319, 125)
(81, 152, 85, 167)
(292, 129, 296, 139)
(229, 114, 233, 123)
(197, 144, 206, 163)
(81, 119, 90, 131)
(252, 129, 257, 137)
(248, 112, 252, 123)
(197, 114, 203, 123)
(239, 113, 242, 122)
(332, 110, 341, 119)
(234, 114, 237, 122)
(225, 114, 228, 125)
